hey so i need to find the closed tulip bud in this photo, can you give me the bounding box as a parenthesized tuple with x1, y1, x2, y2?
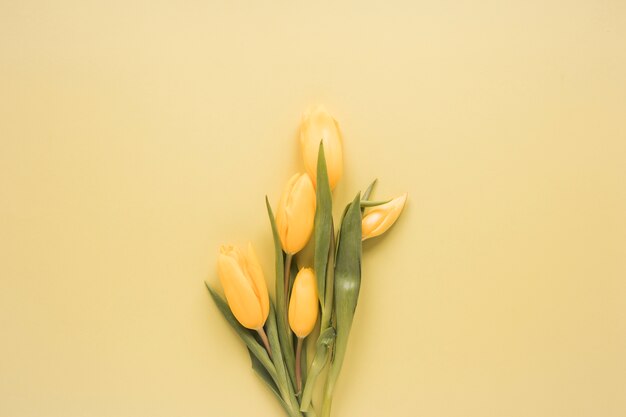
(300, 105, 343, 190)
(217, 243, 270, 330)
(362, 193, 408, 241)
(288, 268, 319, 338)
(275, 173, 316, 254)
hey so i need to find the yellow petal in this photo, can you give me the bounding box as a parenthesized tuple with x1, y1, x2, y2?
(300, 105, 343, 190)
(362, 193, 408, 240)
(288, 268, 319, 338)
(361, 210, 385, 238)
(275, 173, 316, 254)
(220, 244, 244, 268)
(245, 242, 269, 322)
(276, 173, 300, 253)
(217, 252, 263, 329)
(286, 174, 316, 253)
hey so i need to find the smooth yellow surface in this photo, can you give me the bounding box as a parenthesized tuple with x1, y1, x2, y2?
(276, 173, 316, 254)
(289, 268, 318, 339)
(1, 1, 625, 416)
(217, 244, 269, 330)
(300, 105, 344, 190)
(362, 193, 408, 240)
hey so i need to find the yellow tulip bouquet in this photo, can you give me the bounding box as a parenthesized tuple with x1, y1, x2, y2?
(205, 106, 407, 417)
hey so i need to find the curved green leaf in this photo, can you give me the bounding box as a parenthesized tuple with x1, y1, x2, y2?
(248, 348, 290, 413)
(314, 142, 333, 308)
(322, 193, 362, 417)
(205, 283, 278, 383)
(265, 197, 297, 390)
(266, 302, 303, 417)
(360, 199, 391, 207)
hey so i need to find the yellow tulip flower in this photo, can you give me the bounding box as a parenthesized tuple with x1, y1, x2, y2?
(288, 268, 319, 338)
(362, 193, 408, 241)
(288, 267, 319, 392)
(300, 105, 343, 190)
(275, 173, 316, 254)
(217, 243, 270, 330)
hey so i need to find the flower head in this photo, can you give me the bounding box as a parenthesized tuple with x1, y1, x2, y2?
(300, 105, 343, 190)
(362, 193, 408, 240)
(275, 173, 316, 254)
(217, 243, 269, 329)
(288, 268, 319, 338)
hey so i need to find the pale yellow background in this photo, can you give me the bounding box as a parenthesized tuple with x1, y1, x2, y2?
(1, 1, 625, 416)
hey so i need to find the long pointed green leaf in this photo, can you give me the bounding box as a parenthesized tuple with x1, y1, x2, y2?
(301, 143, 335, 412)
(322, 193, 362, 417)
(314, 142, 333, 307)
(248, 348, 291, 414)
(205, 284, 277, 379)
(266, 302, 303, 417)
(334, 203, 351, 260)
(334, 192, 362, 341)
(265, 197, 297, 389)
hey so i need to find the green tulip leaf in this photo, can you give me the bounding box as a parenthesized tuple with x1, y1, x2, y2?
(322, 193, 362, 416)
(265, 302, 304, 417)
(299, 327, 336, 411)
(265, 197, 298, 390)
(360, 199, 391, 207)
(248, 348, 291, 414)
(314, 142, 333, 308)
(361, 179, 377, 214)
(333, 203, 350, 260)
(205, 283, 278, 383)
(334, 192, 363, 341)
(317, 326, 336, 347)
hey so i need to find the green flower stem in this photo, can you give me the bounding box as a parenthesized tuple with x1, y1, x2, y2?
(285, 252, 293, 300)
(321, 378, 335, 417)
(299, 343, 330, 411)
(256, 327, 272, 360)
(300, 355, 327, 411)
(299, 327, 335, 412)
(320, 318, 352, 417)
(295, 337, 304, 394)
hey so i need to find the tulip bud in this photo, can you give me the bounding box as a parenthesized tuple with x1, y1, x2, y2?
(288, 268, 319, 338)
(217, 243, 270, 330)
(300, 105, 343, 190)
(362, 193, 408, 241)
(275, 173, 316, 254)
